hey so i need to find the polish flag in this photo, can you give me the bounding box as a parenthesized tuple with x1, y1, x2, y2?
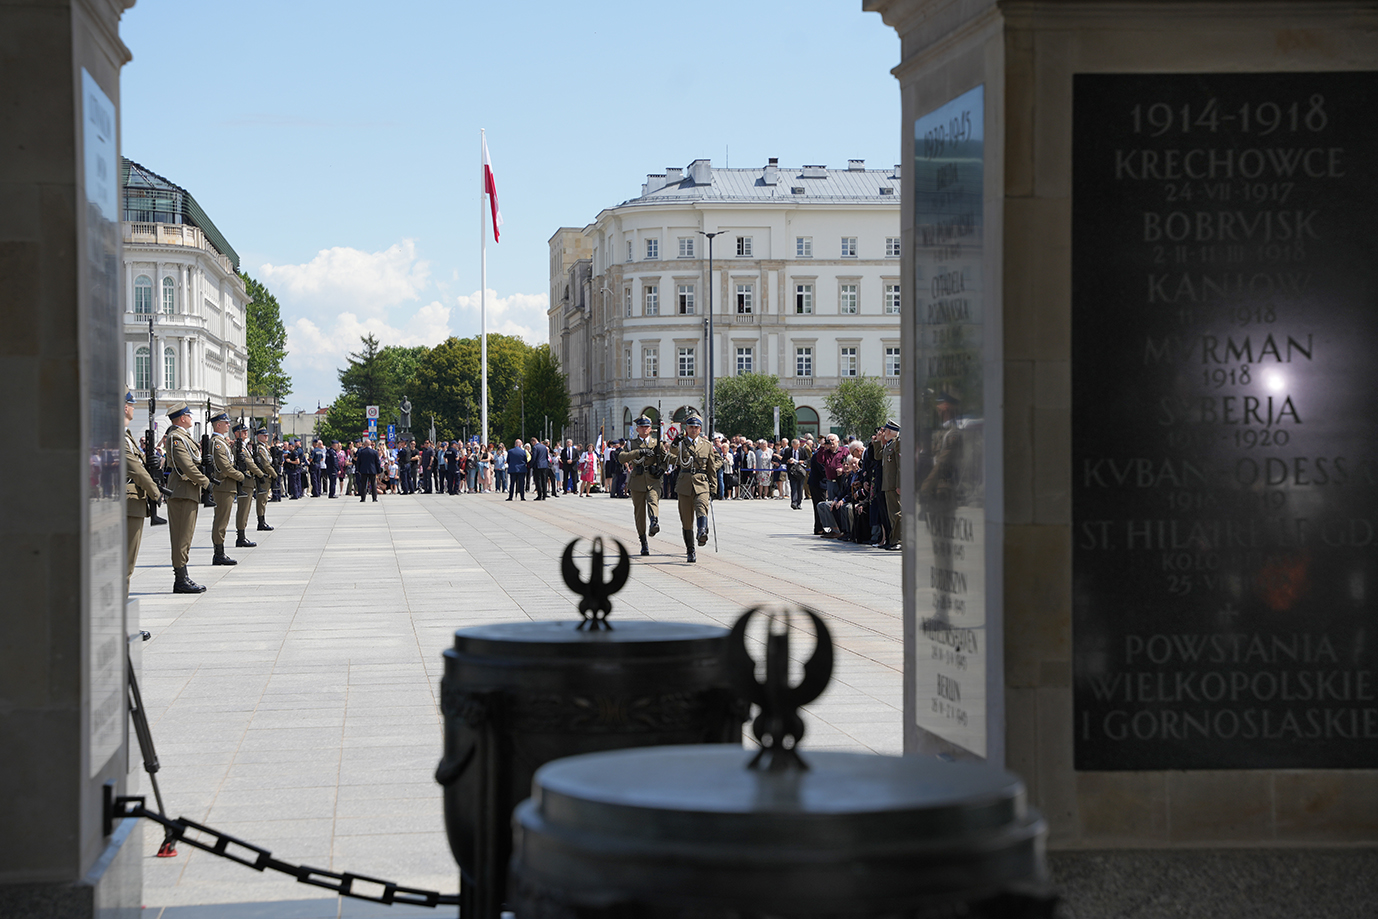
(482, 135, 503, 243)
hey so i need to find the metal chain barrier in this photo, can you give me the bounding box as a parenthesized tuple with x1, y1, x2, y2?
(108, 795, 459, 908)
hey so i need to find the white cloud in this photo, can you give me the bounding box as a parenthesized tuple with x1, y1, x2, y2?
(286, 301, 456, 371)
(453, 289, 549, 345)
(261, 240, 430, 317)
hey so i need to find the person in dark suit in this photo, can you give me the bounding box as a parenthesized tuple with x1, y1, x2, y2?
(506, 439, 528, 501)
(419, 440, 434, 493)
(355, 438, 381, 502)
(395, 441, 411, 494)
(560, 439, 578, 494)
(325, 440, 339, 498)
(530, 439, 551, 499)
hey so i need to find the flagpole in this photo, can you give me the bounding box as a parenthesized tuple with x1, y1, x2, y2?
(480, 128, 488, 447)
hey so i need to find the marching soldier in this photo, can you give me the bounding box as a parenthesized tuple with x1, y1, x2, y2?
(233, 422, 263, 547)
(881, 418, 902, 551)
(124, 391, 161, 594)
(253, 427, 277, 531)
(617, 415, 666, 556)
(670, 416, 722, 563)
(209, 411, 244, 565)
(165, 402, 209, 593)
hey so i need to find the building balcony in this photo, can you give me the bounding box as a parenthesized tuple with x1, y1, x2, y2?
(727, 312, 757, 324)
(123, 221, 235, 275)
(676, 377, 700, 387)
(126, 310, 207, 330)
(131, 387, 209, 405)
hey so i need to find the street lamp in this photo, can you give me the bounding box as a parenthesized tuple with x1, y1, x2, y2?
(697, 230, 725, 436)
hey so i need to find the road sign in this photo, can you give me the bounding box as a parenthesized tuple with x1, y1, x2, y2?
(365, 405, 380, 420)
(368, 418, 377, 431)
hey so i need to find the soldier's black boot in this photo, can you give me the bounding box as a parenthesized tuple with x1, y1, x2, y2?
(151, 512, 167, 526)
(683, 529, 696, 563)
(213, 545, 237, 566)
(236, 530, 257, 548)
(696, 516, 709, 546)
(648, 514, 660, 537)
(640, 535, 650, 557)
(173, 566, 206, 594)
(257, 516, 274, 532)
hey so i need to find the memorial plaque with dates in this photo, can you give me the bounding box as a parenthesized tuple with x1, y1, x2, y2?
(1073, 73, 1378, 770)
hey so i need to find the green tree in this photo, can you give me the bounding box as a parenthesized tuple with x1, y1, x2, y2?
(824, 376, 893, 439)
(241, 273, 292, 399)
(714, 374, 795, 441)
(497, 344, 569, 444)
(411, 334, 533, 442)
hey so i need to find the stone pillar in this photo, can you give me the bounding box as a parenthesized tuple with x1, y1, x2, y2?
(868, 0, 1378, 911)
(0, 1, 140, 916)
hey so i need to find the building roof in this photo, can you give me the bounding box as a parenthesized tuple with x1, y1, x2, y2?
(121, 158, 241, 269)
(617, 159, 900, 208)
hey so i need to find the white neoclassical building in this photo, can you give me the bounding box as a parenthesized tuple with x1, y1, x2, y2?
(121, 158, 249, 438)
(550, 157, 901, 441)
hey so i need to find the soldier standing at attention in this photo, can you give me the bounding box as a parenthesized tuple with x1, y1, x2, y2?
(253, 427, 277, 531)
(670, 416, 722, 563)
(881, 419, 902, 551)
(209, 411, 244, 565)
(232, 422, 263, 548)
(618, 416, 665, 557)
(124, 391, 161, 595)
(165, 402, 209, 593)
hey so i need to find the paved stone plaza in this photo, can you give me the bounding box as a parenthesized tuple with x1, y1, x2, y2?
(127, 488, 902, 916)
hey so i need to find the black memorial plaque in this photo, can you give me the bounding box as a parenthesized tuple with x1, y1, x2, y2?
(1073, 73, 1378, 770)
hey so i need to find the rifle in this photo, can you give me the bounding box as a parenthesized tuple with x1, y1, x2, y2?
(143, 318, 172, 523)
(199, 402, 219, 509)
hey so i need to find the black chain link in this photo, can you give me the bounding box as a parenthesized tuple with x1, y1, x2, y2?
(110, 795, 459, 908)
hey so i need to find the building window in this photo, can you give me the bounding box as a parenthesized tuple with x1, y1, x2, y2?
(627, 241, 633, 262)
(885, 283, 901, 315)
(794, 283, 813, 314)
(795, 347, 813, 377)
(644, 285, 659, 316)
(678, 347, 696, 378)
(678, 237, 695, 258)
(134, 346, 151, 390)
(795, 406, 820, 436)
(736, 236, 752, 257)
(644, 347, 659, 378)
(796, 237, 812, 258)
(161, 276, 175, 314)
(134, 275, 153, 314)
(677, 284, 695, 315)
(645, 238, 659, 259)
(839, 283, 858, 314)
(841, 237, 857, 257)
(625, 348, 633, 379)
(164, 346, 177, 389)
(886, 237, 901, 257)
(735, 284, 753, 314)
(885, 346, 901, 377)
(840, 346, 858, 377)
(625, 288, 633, 317)
(736, 347, 753, 374)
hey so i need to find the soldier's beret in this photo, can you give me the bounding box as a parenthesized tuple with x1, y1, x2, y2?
(684, 416, 702, 426)
(633, 416, 652, 426)
(884, 419, 901, 432)
(166, 402, 191, 420)
(126, 391, 136, 404)
(209, 411, 230, 424)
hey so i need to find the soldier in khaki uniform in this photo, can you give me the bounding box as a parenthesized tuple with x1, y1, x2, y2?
(232, 422, 263, 547)
(124, 391, 161, 593)
(165, 402, 209, 593)
(881, 419, 902, 551)
(253, 426, 277, 531)
(670, 416, 722, 563)
(617, 415, 666, 556)
(208, 411, 244, 565)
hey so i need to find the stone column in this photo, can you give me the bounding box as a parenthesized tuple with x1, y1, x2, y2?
(0, 1, 140, 916)
(867, 0, 1378, 912)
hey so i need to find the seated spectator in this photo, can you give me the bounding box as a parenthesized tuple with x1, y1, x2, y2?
(816, 456, 868, 541)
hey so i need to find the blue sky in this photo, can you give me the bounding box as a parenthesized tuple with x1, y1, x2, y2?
(119, 1, 900, 411)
